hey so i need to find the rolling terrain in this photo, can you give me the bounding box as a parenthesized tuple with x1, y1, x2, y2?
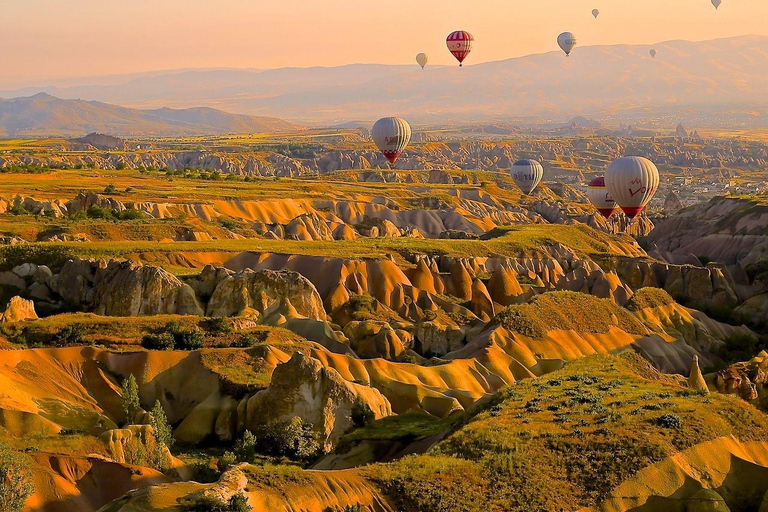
(0, 94, 299, 136)
(2, 36, 767, 126)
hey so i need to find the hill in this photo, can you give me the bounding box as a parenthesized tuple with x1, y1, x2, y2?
(0, 93, 299, 136)
(2, 36, 767, 126)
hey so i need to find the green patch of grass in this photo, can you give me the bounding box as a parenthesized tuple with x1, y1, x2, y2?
(624, 287, 676, 312)
(345, 412, 448, 444)
(370, 354, 768, 511)
(495, 291, 648, 338)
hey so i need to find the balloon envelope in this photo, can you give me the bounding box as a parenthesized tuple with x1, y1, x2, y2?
(605, 157, 659, 219)
(592, 9, 599, 18)
(712, 0, 721, 9)
(372, 117, 412, 164)
(511, 159, 543, 195)
(587, 177, 618, 219)
(558, 32, 578, 56)
(446, 31, 474, 66)
(650, 49, 657, 58)
(416, 53, 429, 69)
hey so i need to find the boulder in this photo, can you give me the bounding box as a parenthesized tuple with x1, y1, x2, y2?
(244, 352, 392, 450)
(206, 269, 325, 321)
(1, 296, 38, 323)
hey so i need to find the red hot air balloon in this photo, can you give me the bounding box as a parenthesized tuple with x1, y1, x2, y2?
(605, 156, 660, 219)
(586, 176, 618, 219)
(446, 31, 474, 67)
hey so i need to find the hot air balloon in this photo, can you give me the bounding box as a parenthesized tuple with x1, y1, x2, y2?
(372, 117, 412, 165)
(558, 32, 578, 57)
(712, 0, 721, 9)
(650, 49, 657, 58)
(511, 159, 543, 195)
(592, 9, 600, 19)
(587, 177, 618, 219)
(446, 31, 474, 67)
(604, 156, 659, 219)
(416, 53, 429, 70)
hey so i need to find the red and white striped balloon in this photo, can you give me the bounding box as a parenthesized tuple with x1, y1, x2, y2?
(446, 31, 474, 67)
(586, 176, 618, 219)
(605, 157, 659, 219)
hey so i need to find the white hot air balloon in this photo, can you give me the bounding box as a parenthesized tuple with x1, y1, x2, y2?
(558, 32, 578, 57)
(586, 177, 617, 219)
(372, 117, 412, 165)
(604, 156, 659, 219)
(416, 53, 429, 70)
(592, 9, 600, 19)
(511, 159, 543, 195)
(712, 0, 721, 9)
(650, 49, 657, 58)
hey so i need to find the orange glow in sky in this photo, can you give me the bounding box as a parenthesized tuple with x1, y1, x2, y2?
(1, 0, 766, 85)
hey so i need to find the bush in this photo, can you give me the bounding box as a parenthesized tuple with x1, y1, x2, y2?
(51, 324, 87, 346)
(256, 417, 321, 461)
(174, 329, 205, 350)
(103, 184, 118, 194)
(201, 317, 232, 335)
(141, 332, 176, 351)
(719, 333, 765, 364)
(8, 204, 27, 216)
(220, 219, 239, 231)
(218, 451, 238, 472)
(179, 495, 228, 512)
(233, 430, 258, 463)
(0, 245, 75, 271)
(228, 493, 251, 512)
(0, 443, 34, 512)
(117, 209, 145, 220)
(351, 398, 375, 428)
(656, 413, 683, 429)
(86, 205, 114, 219)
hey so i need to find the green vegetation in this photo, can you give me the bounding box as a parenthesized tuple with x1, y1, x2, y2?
(369, 353, 768, 512)
(120, 374, 141, 424)
(624, 287, 676, 312)
(141, 321, 205, 351)
(0, 244, 75, 272)
(0, 443, 34, 512)
(719, 333, 766, 364)
(231, 419, 321, 463)
(495, 291, 648, 338)
(180, 493, 251, 512)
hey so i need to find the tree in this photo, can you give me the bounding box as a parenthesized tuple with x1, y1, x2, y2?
(0, 443, 34, 512)
(121, 374, 141, 425)
(228, 493, 251, 512)
(150, 400, 174, 449)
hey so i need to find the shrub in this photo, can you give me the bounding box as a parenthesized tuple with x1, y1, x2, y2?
(179, 495, 228, 512)
(117, 209, 145, 220)
(8, 204, 27, 216)
(174, 329, 205, 350)
(141, 332, 176, 351)
(218, 451, 237, 472)
(719, 333, 765, 364)
(103, 184, 117, 194)
(351, 397, 375, 428)
(233, 430, 258, 463)
(0, 443, 34, 512)
(220, 219, 239, 231)
(228, 493, 251, 512)
(201, 317, 232, 335)
(0, 244, 75, 272)
(121, 374, 141, 425)
(51, 324, 87, 346)
(86, 205, 114, 219)
(656, 413, 683, 429)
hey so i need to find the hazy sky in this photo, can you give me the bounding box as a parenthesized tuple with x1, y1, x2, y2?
(1, 0, 766, 86)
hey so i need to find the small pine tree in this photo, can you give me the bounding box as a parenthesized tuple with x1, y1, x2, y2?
(150, 400, 174, 449)
(0, 443, 34, 512)
(120, 374, 141, 425)
(228, 492, 251, 512)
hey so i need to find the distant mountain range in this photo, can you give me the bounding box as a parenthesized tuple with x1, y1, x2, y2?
(0, 93, 299, 137)
(1, 36, 766, 128)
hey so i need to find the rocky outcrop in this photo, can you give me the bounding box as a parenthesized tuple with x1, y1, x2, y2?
(55, 259, 203, 316)
(1, 296, 37, 323)
(243, 352, 392, 450)
(205, 268, 326, 321)
(715, 351, 768, 404)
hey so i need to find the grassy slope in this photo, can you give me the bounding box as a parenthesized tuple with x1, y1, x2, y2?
(366, 353, 768, 512)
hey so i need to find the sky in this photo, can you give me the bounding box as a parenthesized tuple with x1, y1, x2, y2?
(1, 0, 766, 86)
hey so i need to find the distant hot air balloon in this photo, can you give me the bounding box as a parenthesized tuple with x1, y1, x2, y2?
(372, 117, 412, 165)
(416, 53, 429, 70)
(712, 0, 721, 9)
(511, 159, 543, 195)
(558, 32, 578, 57)
(592, 9, 600, 19)
(446, 30, 474, 67)
(604, 156, 659, 219)
(587, 177, 618, 219)
(650, 49, 657, 58)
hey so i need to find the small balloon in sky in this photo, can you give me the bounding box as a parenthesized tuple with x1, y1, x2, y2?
(557, 32, 577, 57)
(712, 0, 722, 9)
(650, 49, 657, 58)
(416, 53, 428, 70)
(592, 9, 600, 19)
(446, 30, 474, 67)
